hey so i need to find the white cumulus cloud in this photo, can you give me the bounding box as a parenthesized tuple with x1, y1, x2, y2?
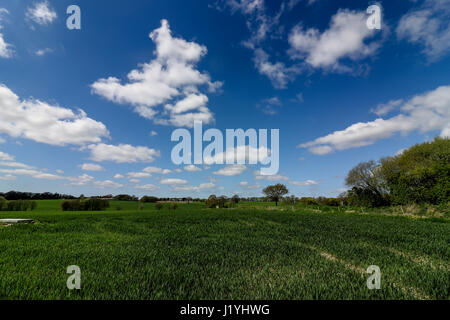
(159, 178, 188, 185)
(91, 19, 222, 128)
(80, 163, 104, 171)
(288, 9, 380, 72)
(299, 85, 450, 154)
(0, 84, 109, 146)
(213, 164, 247, 176)
(87, 143, 159, 163)
(397, 0, 450, 61)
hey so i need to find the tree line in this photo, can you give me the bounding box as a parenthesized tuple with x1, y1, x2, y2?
(342, 137, 449, 207)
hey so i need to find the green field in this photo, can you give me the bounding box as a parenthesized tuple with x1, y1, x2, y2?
(0, 200, 448, 300)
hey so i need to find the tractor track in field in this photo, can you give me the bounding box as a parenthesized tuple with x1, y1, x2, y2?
(301, 244, 431, 300)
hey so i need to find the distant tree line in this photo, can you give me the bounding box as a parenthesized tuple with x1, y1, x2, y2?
(0, 191, 76, 200)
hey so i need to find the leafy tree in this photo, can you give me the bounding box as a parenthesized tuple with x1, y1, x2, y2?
(262, 184, 288, 206)
(114, 194, 138, 201)
(205, 195, 218, 208)
(231, 195, 240, 204)
(140, 196, 158, 203)
(380, 137, 449, 204)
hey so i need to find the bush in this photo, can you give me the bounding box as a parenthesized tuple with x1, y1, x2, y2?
(299, 197, 318, 206)
(380, 137, 449, 205)
(0, 196, 6, 210)
(168, 202, 178, 210)
(4, 200, 37, 211)
(225, 201, 236, 208)
(113, 194, 138, 201)
(346, 187, 390, 208)
(205, 195, 228, 208)
(155, 202, 163, 210)
(61, 198, 109, 211)
(282, 195, 297, 205)
(231, 195, 240, 204)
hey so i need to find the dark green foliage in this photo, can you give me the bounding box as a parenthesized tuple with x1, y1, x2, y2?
(0, 196, 6, 210)
(113, 194, 138, 201)
(299, 197, 318, 206)
(345, 187, 390, 208)
(205, 195, 228, 208)
(140, 196, 158, 203)
(155, 202, 163, 210)
(231, 195, 240, 204)
(0, 191, 75, 200)
(61, 198, 110, 211)
(168, 202, 178, 210)
(380, 137, 449, 205)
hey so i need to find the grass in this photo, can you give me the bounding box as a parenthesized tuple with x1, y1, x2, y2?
(0, 200, 448, 300)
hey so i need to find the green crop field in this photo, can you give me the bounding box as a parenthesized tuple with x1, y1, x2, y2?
(0, 200, 448, 300)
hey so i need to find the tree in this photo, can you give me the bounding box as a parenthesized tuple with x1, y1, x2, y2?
(205, 195, 218, 208)
(231, 194, 240, 204)
(345, 160, 389, 207)
(0, 196, 6, 210)
(262, 184, 288, 206)
(380, 137, 449, 204)
(345, 160, 387, 196)
(140, 196, 158, 203)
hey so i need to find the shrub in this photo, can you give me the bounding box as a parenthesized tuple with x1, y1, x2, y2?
(155, 202, 163, 210)
(225, 201, 236, 208)
(0, 196, 6, 210)
(346, 187, 390, 208)
(325, 198, 340, 207)
(206, 195, 218, 208)
(299, 197, 318, 206)
(282, 195, 297, 205)
(168, 202, 178, 210)
(4, 200, 36, 211)
(205, 195, 227, 208)
(113, 194, 138, 201)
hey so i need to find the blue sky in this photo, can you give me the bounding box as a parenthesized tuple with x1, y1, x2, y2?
(0, 0, 449, 198)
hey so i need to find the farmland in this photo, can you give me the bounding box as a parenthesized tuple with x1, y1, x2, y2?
(0, 200, 448, 300)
